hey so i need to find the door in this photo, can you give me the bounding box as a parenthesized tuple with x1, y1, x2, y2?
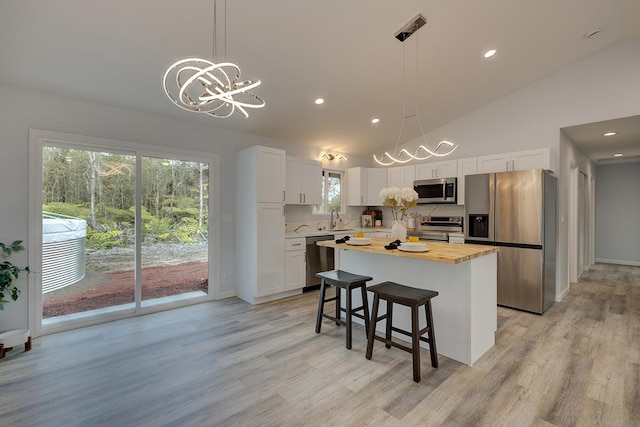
(256, 203, 285, 297)
(498, 246, 544, 313)
(464, 173, 494, 242)
(285, 157, 302, 204)
(495, 170, 542, 245)
(578, 171, 586, 276)
(36, 136, 214, 334)
(257, 147, 286, 203)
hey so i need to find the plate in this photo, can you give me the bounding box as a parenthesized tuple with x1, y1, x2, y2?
(400, 242, 427, 249)
(398, 245, 429, 252)
(346, 238, 371, 245)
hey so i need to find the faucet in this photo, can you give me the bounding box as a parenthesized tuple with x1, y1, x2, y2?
(294, 224, 310, 232)
(329, 210, 339, 230)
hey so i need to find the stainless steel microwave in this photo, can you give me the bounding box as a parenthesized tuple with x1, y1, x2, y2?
(414, 178, 457, 204)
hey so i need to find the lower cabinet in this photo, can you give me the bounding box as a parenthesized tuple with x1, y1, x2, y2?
(285, 238, 306, 291)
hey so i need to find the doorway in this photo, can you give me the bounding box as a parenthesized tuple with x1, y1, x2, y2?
(29, 130, 218, 335)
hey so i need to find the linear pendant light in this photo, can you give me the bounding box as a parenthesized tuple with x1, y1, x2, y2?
(373, 14, 458, 166)
(163, 0, 265, 118)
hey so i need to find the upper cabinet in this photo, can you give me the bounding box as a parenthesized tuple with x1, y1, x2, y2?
(256, 146, 286, 203)
(477, 148, 557, 174)
(285, 156, 322, 205)
(347, 167, 388, 206)
(387, 165, 415, 189)
(415, 160, 458, 180)
(456, 157, 478, 206)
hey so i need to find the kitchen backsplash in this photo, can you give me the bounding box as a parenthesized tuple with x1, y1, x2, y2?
(285, 204, 465, 232)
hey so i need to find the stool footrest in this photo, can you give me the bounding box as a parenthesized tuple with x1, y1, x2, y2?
(321, 313, 346, 327)
(371, 334, 413, 353)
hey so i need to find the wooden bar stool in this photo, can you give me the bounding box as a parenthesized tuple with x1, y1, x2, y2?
(365, 281, 438, 382)
(315, 270, 372, 349)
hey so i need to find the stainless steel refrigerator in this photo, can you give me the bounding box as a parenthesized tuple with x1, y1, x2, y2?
(465, 169, 556, 314)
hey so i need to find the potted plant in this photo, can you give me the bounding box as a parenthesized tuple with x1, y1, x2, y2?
(0, 240, 29, 310)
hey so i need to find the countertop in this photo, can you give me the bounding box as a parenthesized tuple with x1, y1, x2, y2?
(285, 228, 391, 238)
(317, 237, 498, 264)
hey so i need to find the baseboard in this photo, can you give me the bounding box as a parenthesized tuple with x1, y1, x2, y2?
(595, 258, 640, 267)
(555, 284, 570, 302)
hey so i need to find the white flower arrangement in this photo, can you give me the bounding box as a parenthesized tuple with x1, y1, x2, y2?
(378, 187, 419, 221)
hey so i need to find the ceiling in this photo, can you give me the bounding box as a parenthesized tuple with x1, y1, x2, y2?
(1, 0, 639, 160)
(562, 115, 640, 165)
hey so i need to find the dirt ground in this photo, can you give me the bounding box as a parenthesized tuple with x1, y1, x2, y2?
(43, 243, 208, 318)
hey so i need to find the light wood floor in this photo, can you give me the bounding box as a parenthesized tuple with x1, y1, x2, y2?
(1, 263, 638, 426)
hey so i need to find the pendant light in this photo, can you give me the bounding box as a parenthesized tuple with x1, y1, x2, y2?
(373, 14, 458, 166)
(163, 0, 265, 118)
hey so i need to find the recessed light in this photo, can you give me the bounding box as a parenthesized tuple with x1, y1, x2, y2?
(613, 153, 623, 157)
(604, 132, 617, 137)
(484, 49, 496, 59)
(371, 118, 380, 124)
(314, 98, 325, 105)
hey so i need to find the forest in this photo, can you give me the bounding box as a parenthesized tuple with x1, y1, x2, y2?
(42, 147, 209, 249)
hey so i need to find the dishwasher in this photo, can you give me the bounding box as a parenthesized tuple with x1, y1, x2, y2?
(305, 235, 335, 289)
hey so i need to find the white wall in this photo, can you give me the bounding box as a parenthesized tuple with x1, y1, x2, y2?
(560, 130, 597, 289)
(0, 83, 369, 330)
(387, 40, 640, 299)
(595, 162, 640, 265)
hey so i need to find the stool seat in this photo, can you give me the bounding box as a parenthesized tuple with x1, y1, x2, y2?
(366, 282, 438, 306)
(366, 281, 439, 383)
(315, 270, 372, 349)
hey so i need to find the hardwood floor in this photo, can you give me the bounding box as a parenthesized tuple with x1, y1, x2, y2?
(1, 263, 638, 426)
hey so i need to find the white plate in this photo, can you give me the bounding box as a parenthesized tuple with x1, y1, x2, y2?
(397, 245, 429, 252)
(400, 242, 427, 249)
(346, 238, 371, 245)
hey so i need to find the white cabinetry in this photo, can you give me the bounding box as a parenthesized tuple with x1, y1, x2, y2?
(236, 146, 287, 304)
(387, 165, 415, 189)
(367, 231, 390, 238)
(415, 160, 458, 180)
(457, 157, 478, 206)
(477, 148, 556, 173)
(285, 237, 306, 291)
(285, 156, 322, 205)
(257, 147, 286, 203)
(347, 167, 388, 206)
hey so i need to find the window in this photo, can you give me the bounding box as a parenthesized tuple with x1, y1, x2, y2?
(313, 170, 343, 214)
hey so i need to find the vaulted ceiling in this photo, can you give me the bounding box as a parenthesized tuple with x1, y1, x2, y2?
(1, 0, 639, 160)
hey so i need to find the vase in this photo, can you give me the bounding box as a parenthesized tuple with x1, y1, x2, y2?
(390, 220, 407, 242)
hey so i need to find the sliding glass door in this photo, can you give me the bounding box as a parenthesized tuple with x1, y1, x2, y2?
(34, 134, 213, 332)
(140, 156, 208, 306)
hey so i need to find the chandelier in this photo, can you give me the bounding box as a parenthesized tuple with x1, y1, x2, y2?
(373, 14, 458, 166)
(163, 0, 265, 118)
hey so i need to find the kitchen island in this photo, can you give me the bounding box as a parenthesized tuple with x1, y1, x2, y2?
(316, 238, 499, 366)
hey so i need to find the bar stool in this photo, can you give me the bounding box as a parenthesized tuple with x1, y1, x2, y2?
(315, 270, 372, 349)
(365, 281, 438, 382)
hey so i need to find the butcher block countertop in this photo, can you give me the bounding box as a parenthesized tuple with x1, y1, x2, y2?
(317, 237, 499, 264)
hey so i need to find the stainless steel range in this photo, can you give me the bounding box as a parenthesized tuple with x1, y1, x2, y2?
(407, 216, 463, 242)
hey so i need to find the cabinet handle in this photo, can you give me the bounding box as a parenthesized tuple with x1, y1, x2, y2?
(511, 160, 515, 170)
(303, 193, 306, 203)
(291, 243, 302, 247)
(299, 193, 302, 203)
(282, 190, 285, 201)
